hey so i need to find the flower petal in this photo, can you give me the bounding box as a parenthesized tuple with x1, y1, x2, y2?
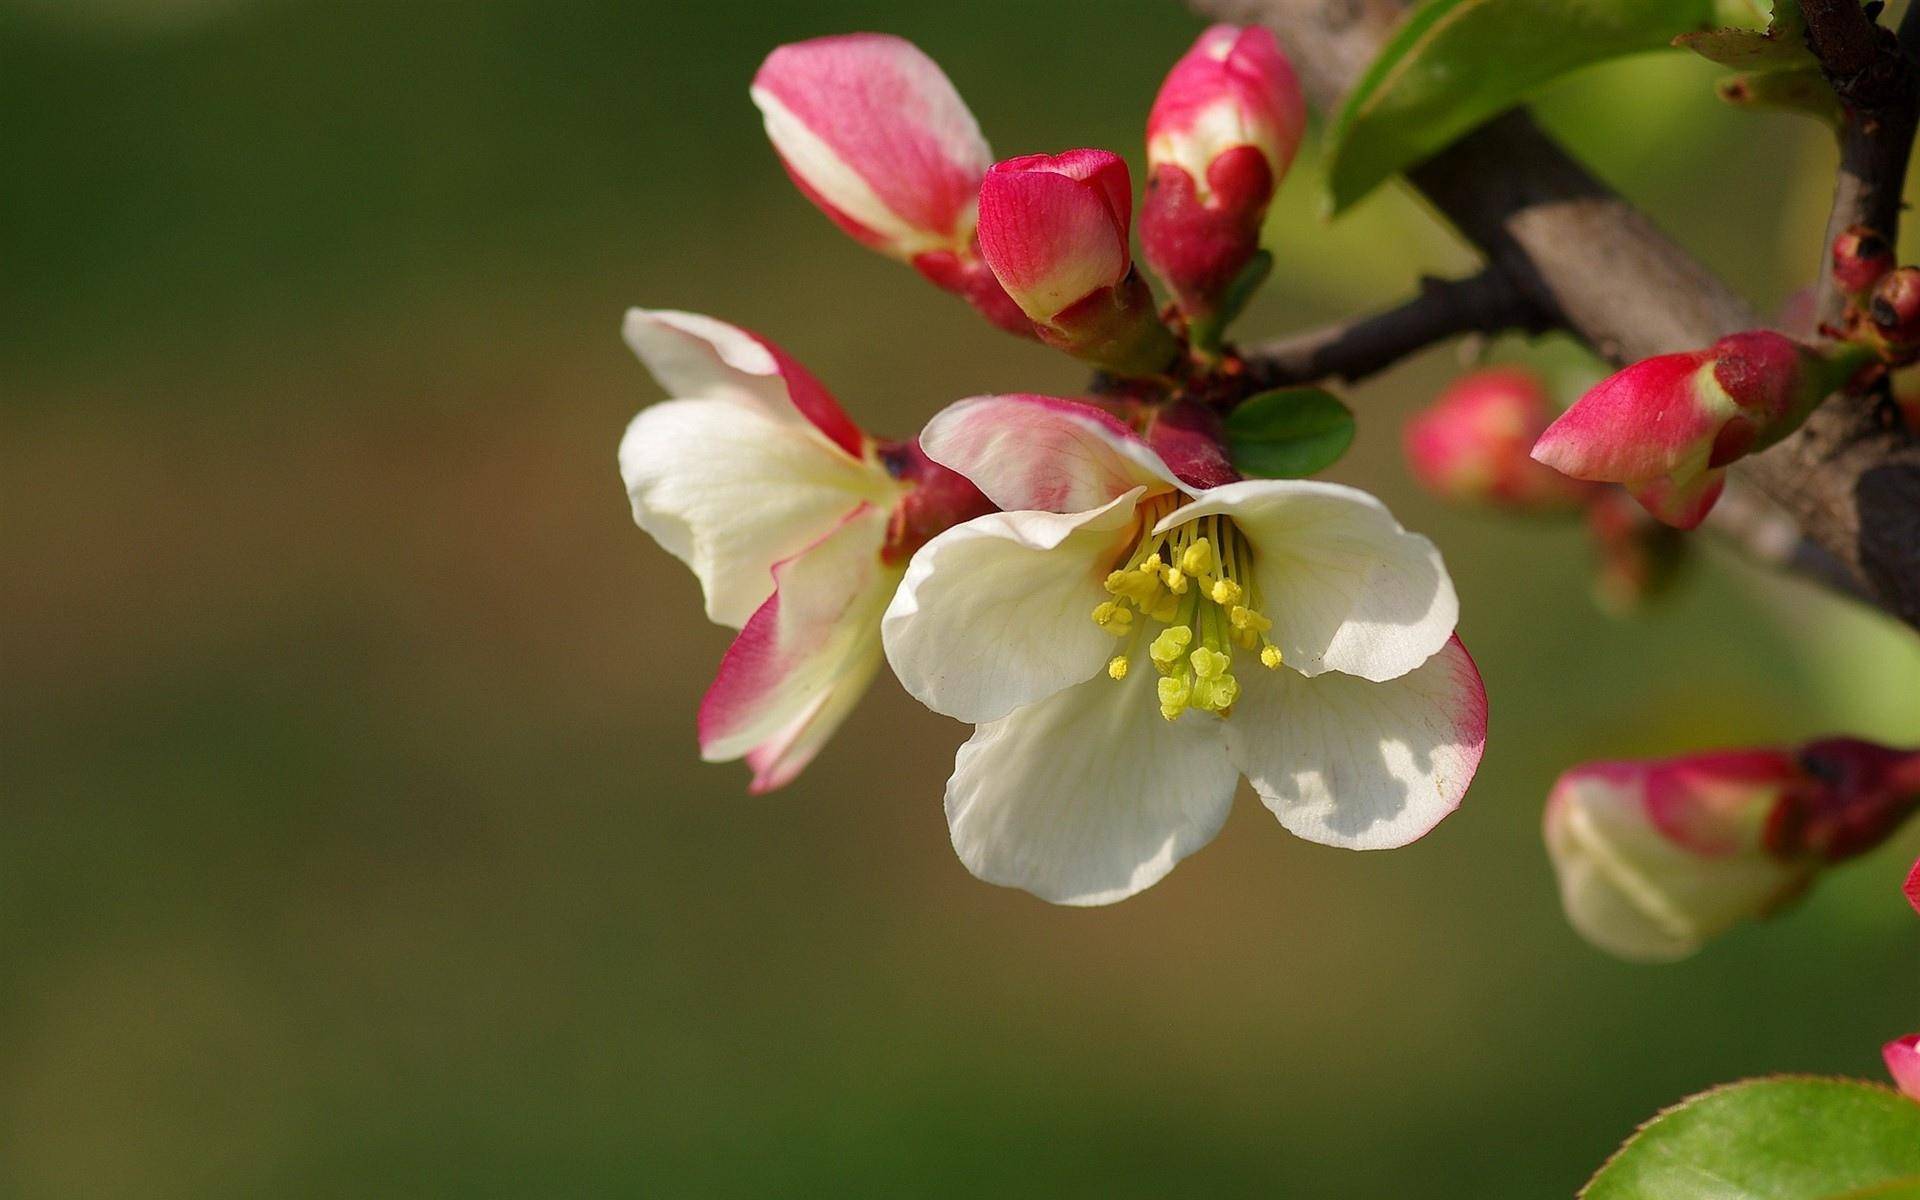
(944, 653, 1237, 905)
(751, 34, 990, 261)
(1226, 634, 1486, 850)
(919, 394, 1180, 514)
(1169, 480, 1457, 681)
(623, 308, 866, 457)
(882, 491, 1142, 724)
(619, 398, 894, 627)
(699, 504, 893, 767)
(740, 643, 886, 795)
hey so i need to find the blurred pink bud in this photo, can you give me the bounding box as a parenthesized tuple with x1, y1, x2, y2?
(1543, 738, 1920, 961)
(1402, 367, 1596, 511)
(1832, 225, 1894, 298)
(751, 34, 1031, 337)
(1140, 25, 1305, 317)
(1532, 331, 1834, 530)
(978, 151, 1178, 375)
(1905, 857, 1920, 916)
(1887, 1035, 1920, 1100)
(1585, 488, 1687, 617)
(1871, 266, 1920, 348)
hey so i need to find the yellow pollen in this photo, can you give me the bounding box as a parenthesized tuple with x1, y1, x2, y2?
(1210, 578, 1242, 606)
(1179, 538, 1215, 577)
(1107, 655, 1129, 680)
(1162, 567, 1189, 594)
(1260, 644, 1284, 669)
(1149, 625, 1193, 669)
(1190, 647, 1229, 680)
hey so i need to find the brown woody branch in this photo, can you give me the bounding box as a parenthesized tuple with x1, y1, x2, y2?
(1238, 270, 1549, 390)
(1187, 0, 1920, 631)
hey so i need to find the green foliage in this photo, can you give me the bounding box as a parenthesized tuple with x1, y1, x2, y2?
(1583, 1077, 1920, 1200)
(1222, 387, 1355, 477)
(1326, 0, 1719, 212)
(1676, 0, 1811, 69)
(1716, 66, 1841, 126)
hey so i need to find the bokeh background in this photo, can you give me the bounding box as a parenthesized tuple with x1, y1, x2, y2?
(5, 0, 1918, 1195)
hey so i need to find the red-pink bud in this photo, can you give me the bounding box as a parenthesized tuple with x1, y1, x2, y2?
(1140, 25, 1305, 318)
(1887, 1035, 1920, 1100)
(1402, 368, 1596, 511)
(1143, 399, 1239, 490)
(1544, 738, 1920, 960)
(1904, 856, 1920, 916)
(978, 151, 1179, 376)
(1870, 266, 1920, 347)
(877, 436, 995, 563)
(1831, 225, 1894, 298)
(1532, 331, 1832, 530)
(752, 34, 1032, 338)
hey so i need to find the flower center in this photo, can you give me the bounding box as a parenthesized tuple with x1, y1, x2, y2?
(1089, 492, 1282, 720)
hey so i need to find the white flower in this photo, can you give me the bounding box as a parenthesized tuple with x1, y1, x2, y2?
(619, 309, 905, 792)
(882, 394, 1487, 904)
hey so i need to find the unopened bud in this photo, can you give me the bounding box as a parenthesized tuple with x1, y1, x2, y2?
(1140, 25, 1304, 320)
(1533, 331, 1847, 529)
(1886, 1035, 1920, 1101)
(1831, 225, 1894, 297)
(1870, 266, 1920, 347)
(1543, 738, 1920, 961)
(1402, 367, 1595, 511)
(1906, 856, 1920, 916)
(978, 150, 1179, 376)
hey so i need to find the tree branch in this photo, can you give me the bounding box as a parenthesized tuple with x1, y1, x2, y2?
(1185, 0, 1920, 630)
(1239, 270, 1549, 390)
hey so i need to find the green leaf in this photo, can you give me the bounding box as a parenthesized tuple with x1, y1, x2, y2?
(1716, 65, 1841, 127)
(1188, 250, 1272, 357)
(1677, 0, 1812, 69)
(1327, 0, 1719, 213)
(1223, 388, 1355, 478)
(1583, 1077, 1920, 1200)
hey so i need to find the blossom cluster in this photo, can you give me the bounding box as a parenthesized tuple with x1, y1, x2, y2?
(617, 27, 1489, 905)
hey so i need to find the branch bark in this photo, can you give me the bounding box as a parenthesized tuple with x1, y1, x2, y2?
(1186, 0, 1920, 630)
(1239, 270, 1548, 390)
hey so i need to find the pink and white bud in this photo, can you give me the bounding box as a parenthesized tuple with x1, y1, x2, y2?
(977, 150, 1179, 376)
(1531, 331, 1840, 530)
(1832, 225, 1895, 299)
(750, 34, 1030, 336)
(1140, 25, 1305, 319)
(1886, 1035, 1920, 1100)
(1403, 368, 1596, 511)
(1543, 738, 1920, 961)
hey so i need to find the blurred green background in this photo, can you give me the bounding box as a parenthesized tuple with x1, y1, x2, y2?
(4, 0, 1918, 1196)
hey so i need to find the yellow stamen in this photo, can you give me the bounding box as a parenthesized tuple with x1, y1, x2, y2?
(1107, 655, 1129, 680)
(1260, 644, 1284, 669)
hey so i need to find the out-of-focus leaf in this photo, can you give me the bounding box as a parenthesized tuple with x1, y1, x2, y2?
(1582, 1077, 1920, 1200)
(1327, 0, 1719, 213)
(1677, 0, 1812, 68)
(1223, 388, 1354, 477)
(1716, 65, 1841, 127)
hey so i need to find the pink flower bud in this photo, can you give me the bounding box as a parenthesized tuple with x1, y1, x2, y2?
(1832, 225, 1895, 298)
(1871, 266, 1920, 348)
(1887, 1035, 1920, 1100)
(1531, 331, 1835, 530)
(1907, 857, 1920, 916)
(1543, 738, 1920, 961)
(751, 34, 1031, 337)
(877, 437, 995, 562)
(978, 150, 1178, 376)
(1140, 25, 1305, 318)
(1402, 368, 1596, 511)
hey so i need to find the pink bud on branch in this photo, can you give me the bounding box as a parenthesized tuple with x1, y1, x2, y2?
(1403, 367, 1596, 512)
(1831, 225, 1895, 299)
(1887, 1035, 1920, 1101)
(1543, 738, 1920, 961)
(1906, 857, 1920, 916)
(751, 34, 1032, 337)
(1531, 331, 1863, 530)
(1139, 25, 1304, 325)
(977, 150, 1180, 377)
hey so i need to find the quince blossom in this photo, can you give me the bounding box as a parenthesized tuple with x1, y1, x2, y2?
(881, 395, 1485, 905)
(619, 309, 990, 792)
(1887, 1035, 1920, 1101)
(1544, 739, 1920, 961)
(1403, 367, 1596, 511)
(751, 34, 1030, 335)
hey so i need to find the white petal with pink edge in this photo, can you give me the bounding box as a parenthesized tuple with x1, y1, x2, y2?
(1168, 479, 1457, 681)
(882, 491, 1142, 724)
(944, 649, 1238, 905)
(699, 504, 893, 766)
(619, 397, 896, 628)
(919, 394, 1181, 515)
(1225, 635, 1486, 850)
(738, 643, 886, 795)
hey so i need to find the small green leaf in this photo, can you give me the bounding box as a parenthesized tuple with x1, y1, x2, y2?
(1716, 64, 1840, 127)
(1327, 0, 1718, 213)
(1223, 388, 1355, 478)
(1188, 250, 1273, 356)
(1583, 1077, 1920, 1200)
(1677, 0, 1811, 68)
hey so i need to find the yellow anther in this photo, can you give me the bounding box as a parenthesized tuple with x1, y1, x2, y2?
(1107, 655, 1129, 680)
(1138, 553, 1163, 573)
(1193, 671, 1239, 711)
(1229, 605, 1272, 635)
(1156, 676, 1191, 720)
(1162, 567, 1188, 594)
(1179, 538, 1215, 577)
(1146, 592, 1181, 622)
(1210, 578, 1242, 606)
(1091, 600, 1134, 635)
(1149, 625, 1192, 668)
(1260, 644, 1284, 669)
(1190, 646, 1230, 680)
